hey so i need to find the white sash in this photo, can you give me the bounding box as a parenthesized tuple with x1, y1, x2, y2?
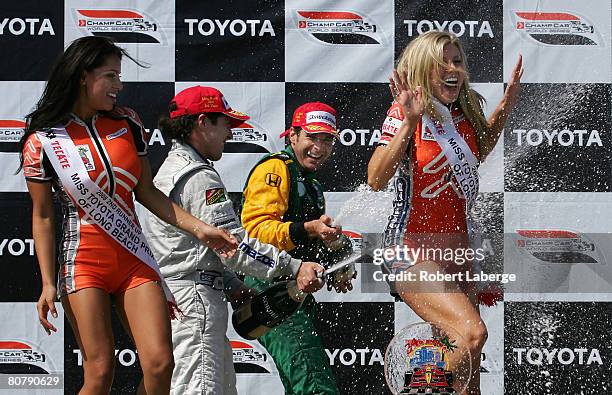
(421, 100, 480, 212)
(37, 127, 176, 306)
(421, 100, 483, 255)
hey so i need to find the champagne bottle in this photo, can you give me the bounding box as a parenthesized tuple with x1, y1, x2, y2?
(320, 233, 356, 288)
(320, 234, 354, 266)
(232, 280, 305, 340)
(325, 233, 352, 252)
(325, 221, 352, 252)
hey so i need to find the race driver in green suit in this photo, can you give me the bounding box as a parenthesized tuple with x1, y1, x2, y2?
(241, 102, 356, 394)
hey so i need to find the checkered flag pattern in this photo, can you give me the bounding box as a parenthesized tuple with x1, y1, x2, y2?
(0, 1, 610, 394)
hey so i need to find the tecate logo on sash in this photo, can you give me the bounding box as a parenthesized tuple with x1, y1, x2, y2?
(513, 129, 603, 147)
(0, 18, 55, 36)
(184, 19, 276, 37)
(513, 11, 602, 46)
(513, 348, 603, 365)
(296, 10, 384, 45)
(403, 19, 494, 38)
(74, 9, 164, 44)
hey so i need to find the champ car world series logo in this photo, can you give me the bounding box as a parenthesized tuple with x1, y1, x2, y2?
(515, 229, 603, 264)
(0, 341, 48, 374)
(74, 9, 165, 44)
(295, 10, 385, 45)
(513, 11, 603, 46)
(226, 120, 271, 154)
(231, 340, 270, 374)
(0, 120, 25, 144)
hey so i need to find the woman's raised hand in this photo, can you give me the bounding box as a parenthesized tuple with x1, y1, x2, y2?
(389, 69, 424, 123)
(502, 54, 524, 113)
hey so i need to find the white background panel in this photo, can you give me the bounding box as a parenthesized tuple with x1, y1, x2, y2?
(0, 82, 46, 192)
(505, 192, 612, 297)
(65, 0, 176, 82)
(319, 191, 395, 302)
(503, 0, 612, 83)
(0, 303, 64, 395)
(285, 0, 394, 82)
(226, 305, 284, 395)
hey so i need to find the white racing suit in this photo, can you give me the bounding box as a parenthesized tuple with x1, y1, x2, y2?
(140, 140, 303, 395)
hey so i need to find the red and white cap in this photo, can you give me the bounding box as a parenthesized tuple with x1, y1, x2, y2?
(280, 102, 338, 138)
(169, 86, 249, 128)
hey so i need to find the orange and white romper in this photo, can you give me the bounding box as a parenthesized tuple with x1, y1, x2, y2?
(379, 101, 481, 265)
(23, 107, 159, 297)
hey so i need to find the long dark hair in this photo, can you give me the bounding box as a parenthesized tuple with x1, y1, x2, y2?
(18, 36, 142, 169)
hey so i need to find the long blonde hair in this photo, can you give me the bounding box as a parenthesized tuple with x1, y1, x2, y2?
(396, 31, 490, 157)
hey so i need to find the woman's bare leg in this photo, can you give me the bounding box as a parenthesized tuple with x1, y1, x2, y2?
(465, 291, 483, 395)
(115, 282, 174, 395)
(62, 288, 115, 395)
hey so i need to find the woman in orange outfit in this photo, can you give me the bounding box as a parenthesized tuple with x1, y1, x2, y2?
(19, 36, 237, 395)
(368, 31, 523, 394)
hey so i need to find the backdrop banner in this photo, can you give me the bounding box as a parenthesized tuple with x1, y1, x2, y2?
(1, 1, 611, 394)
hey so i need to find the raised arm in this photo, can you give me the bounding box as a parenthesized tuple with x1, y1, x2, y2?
(368, 126, 415, 191)
(368, 71, 424, 191)
(480, 55, 524, 160)
(163, 165, 324, 293)
(134, 157, 238, 256)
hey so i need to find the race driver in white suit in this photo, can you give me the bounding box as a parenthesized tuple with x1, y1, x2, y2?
(140, 85, 324, 394)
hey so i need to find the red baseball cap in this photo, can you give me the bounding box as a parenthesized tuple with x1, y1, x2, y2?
(169, 86, 249, 128)
(280, 102, 338, 138)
